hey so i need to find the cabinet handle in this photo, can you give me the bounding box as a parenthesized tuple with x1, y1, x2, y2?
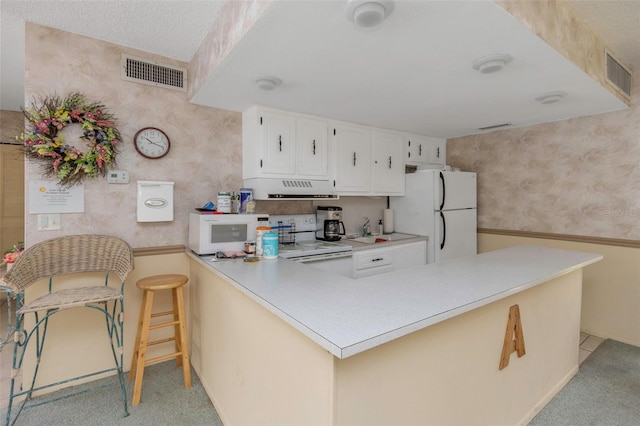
(279, 135, 282, 152)
(372, 257, 384, 262)
(312, 140, 316, 155)
(353, 152, 357, 166)
(388, 156, 392, 169)
(436, 146, 440, 158)
(419, 144, 422, 156)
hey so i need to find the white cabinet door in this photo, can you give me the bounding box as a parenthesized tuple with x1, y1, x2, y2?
(405, 134, 428, 165)
(393, 241, 427, 271)
(260, 110, 296, 175)
(372, 131, 404, 195)
(332, 124, 371, 193)
(297, 117, 328, 178)
(427, 137, 446, 166)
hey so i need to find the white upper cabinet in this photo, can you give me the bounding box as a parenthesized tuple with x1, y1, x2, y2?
(405, 134, 428, 165)
(331, 124, 405, 196)
(372, 131, 404, 195)
(332, 123, 371, 193)
(427, 137, 446, 166)
(404, 134, 446, 167)
(297, 117, 328, 177)
(261, 110, 296, 175)
(243, 106, 329, 179)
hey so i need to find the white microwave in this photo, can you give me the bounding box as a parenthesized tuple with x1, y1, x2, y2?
(189, 213, 269, 255)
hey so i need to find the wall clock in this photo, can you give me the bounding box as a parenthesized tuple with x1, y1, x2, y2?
(134, 127, 170, 159)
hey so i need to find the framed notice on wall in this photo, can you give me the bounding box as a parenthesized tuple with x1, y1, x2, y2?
(28, 181, 85, 214)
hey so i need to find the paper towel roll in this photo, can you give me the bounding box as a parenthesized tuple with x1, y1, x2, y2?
(383, 209, 394, 234)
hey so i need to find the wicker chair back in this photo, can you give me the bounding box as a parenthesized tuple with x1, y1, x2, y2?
(2, 234, 134, 294)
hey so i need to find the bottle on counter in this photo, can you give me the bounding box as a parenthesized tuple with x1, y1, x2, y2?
(246, 195, 256, 214)
(378, 219, 384, 235)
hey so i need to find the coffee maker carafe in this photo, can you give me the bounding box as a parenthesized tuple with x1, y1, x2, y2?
(316, 206, 346, 241)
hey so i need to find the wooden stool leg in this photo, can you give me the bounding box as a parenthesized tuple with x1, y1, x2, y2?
(132, 290, 154, 406)
(129, 290, 148, 381)
(175, 286, 191, 388)
(172, 289, 182, 367)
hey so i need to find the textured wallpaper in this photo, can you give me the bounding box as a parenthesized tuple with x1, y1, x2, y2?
(24, 23, 246, 248)
(448, 74, 639, 241)
(0, 110, 23, 143)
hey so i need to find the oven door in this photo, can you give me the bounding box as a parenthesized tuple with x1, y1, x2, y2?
(291, 252, 352, 278)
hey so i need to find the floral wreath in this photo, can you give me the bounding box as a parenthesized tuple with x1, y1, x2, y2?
(20, 92, 121, 187)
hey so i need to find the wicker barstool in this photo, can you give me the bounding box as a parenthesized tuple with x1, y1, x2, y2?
(1, 235, 134, 426)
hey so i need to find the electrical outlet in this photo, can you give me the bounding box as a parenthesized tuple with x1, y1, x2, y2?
(107, 170, 129, 184)
(38, 214, 61, 231)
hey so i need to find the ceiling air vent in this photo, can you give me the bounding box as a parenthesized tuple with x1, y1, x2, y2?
(478, 122, 512, 131)
(121, 54, 187, 92)
(605, 49, 632, 101)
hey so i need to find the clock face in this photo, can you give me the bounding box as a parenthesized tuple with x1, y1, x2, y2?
(134, 127, 170, 159)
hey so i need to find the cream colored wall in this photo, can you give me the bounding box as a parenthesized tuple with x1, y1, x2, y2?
(22, 253, 188, 392)
(478, 233, 640, 346)
(188, 259, 335, 425)
(335, 271, 582, 425)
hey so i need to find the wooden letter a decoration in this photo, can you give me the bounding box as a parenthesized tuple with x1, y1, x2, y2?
(499, 304, 526, 370)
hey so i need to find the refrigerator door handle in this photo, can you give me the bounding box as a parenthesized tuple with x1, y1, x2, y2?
(439, 172, 446, 210)
(440, 211, 446, 250)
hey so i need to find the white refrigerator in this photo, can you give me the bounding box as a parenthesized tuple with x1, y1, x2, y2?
(390, 170, 477, 263)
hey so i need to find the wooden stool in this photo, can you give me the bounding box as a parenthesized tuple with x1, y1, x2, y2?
(129, 274, 191, 406)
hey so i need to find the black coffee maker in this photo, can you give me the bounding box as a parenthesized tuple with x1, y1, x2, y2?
(316, 206, 346, 241)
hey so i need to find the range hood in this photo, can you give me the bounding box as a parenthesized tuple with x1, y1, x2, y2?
(244, 178, 338, 200)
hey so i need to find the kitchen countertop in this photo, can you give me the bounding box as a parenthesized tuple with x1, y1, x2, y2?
(187, 245, 601, 359)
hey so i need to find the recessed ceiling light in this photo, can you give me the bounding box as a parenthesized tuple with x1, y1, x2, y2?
(254, 76, 282, 91)
(345, 0, 395, 29)
(472, 54, 513, 74)
(535, 91, 566, 104)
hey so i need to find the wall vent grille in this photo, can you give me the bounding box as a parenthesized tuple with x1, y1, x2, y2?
(605, 50, 631, 101)
(121, 54, 187, 92)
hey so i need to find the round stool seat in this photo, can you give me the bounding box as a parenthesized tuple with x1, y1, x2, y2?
(136, 274, 188, 291)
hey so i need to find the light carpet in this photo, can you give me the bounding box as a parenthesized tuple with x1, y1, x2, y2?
(529, 339, 640, 425)
(1, 362, 222, 425)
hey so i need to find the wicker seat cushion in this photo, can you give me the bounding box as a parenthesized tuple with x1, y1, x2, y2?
(19, 286, 122, 314)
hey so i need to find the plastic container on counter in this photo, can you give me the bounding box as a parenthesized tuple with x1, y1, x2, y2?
(262, 232, 279, 259)
(255, 226, 271, 257)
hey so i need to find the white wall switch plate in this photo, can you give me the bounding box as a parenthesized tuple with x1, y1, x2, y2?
(107, 170, 129, 184)
(37, 214, 61, 230)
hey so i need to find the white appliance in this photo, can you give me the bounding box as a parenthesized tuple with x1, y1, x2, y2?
(189, 213, 269, 255)
(390, 170, 477, 263)
(268, 214, 353, 277)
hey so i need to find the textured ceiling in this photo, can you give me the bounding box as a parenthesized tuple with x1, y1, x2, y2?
(1, 0, 638, 135)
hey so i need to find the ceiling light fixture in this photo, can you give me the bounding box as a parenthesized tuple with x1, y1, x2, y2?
(254, 76, 282, 91)
(472, 54, 513, 74)
(345, 0, 395, 29)
(535, 91, 566, 104)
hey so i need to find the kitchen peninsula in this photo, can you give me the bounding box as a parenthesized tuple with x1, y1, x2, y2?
(186, 246, 601, 425)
